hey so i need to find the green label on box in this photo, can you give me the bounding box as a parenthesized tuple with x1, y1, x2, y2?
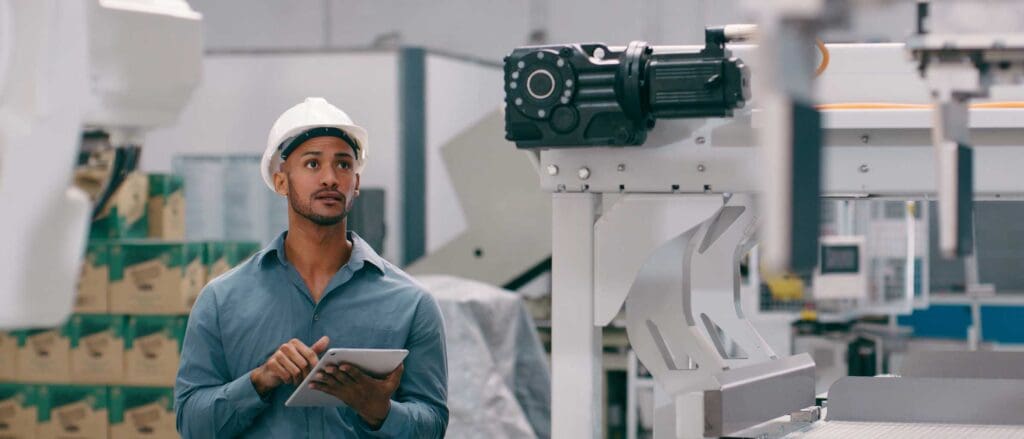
(124, 317, 185, 350)
(37, 385, 107, 422)
(233, 241, 262, 265)
(203, 241, 225, 265)
(15, 323, 72, 347)
(108, 386, 173, 423)
(205, 241, 261, 280)
(84, 241, 109, 267)
(0, 383, 40, 409)
(91, 172, 150, 240)
(69, 315, 125, 348)
(147, 174, 184, 197)
(109, 242, 204, 282)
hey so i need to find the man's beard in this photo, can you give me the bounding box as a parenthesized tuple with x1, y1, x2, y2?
(287, 178, 349, 226)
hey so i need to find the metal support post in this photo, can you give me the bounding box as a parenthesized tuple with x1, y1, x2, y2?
(551, 192, 602, 438)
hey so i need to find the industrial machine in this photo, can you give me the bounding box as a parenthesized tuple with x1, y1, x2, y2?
(504, 1, 1024, 437)
(0, 0, 201, 329)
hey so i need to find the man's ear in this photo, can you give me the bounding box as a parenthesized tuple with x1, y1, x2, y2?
(353, 173, 360, 198)
(273, 170, 289, 196)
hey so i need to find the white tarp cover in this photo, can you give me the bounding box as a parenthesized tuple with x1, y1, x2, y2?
(416, 275, 551, 439)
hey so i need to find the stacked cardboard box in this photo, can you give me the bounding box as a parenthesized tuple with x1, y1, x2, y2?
(4, 172, 264, 438)
(69, 315, 124, 385)
(0, 331, 17, 382)
(109, 386, 176, 439)
(109, 242, 205, 315)
(75, 242, 110, 314)
(0, 384, 180, 439)
(36, 385, 108, 439)
(147, 175, 185, 241)
(15, 324, 72, 384)
(90, 172, 149, 240)
(0, 383, 40, 438)
(205, 241, 263, 282)
(123, 317, 184, 387)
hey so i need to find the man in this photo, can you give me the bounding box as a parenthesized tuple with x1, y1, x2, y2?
(175, 97, 448, 438)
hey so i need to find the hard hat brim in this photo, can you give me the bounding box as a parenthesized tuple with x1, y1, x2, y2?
(261, 123, 368, 192)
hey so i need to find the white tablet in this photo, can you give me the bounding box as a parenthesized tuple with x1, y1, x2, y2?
(285, 348, 408, 407)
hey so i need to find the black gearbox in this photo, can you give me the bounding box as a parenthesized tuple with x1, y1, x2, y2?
(503, 27, 750, 149)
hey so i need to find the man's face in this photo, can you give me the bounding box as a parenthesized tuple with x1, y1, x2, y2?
(273, 136, 360, 226)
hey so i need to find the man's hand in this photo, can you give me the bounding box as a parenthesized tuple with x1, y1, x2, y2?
(251, 336, 329, 397)
(309, 362, 404, 429)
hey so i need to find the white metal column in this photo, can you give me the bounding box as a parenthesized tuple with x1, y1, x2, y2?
(551, 192, 602, 438)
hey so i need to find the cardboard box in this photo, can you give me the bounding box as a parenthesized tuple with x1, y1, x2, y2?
(74, 242, 109, 314)
(123, 317, 184, 387)
(147, 174, 185, 241)
(69, 315, 124, 385)
(15, 325, 71, 384)
(0, 384, 40, 439)
(109, 387, 176, 439)
(0, 332, 17, 382)
(204, 241, 261, 283)
(36, 386, 107, 439)
(109, 242, 205, 315)
(90, 172, 149, 240)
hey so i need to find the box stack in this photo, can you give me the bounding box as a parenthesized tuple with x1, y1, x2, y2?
(0, 172, 262, 438)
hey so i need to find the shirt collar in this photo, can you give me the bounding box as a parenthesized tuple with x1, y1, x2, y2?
(257, 230, 386, 276)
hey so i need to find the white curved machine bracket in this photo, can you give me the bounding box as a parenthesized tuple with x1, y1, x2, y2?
(598, 194, 810, 438)
(0, 0, 201, 329)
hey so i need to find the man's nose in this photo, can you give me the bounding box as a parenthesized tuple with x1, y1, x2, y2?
(319, 168, 339, 188)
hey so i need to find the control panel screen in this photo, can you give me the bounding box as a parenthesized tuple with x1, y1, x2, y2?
(821, 245, 859, 274)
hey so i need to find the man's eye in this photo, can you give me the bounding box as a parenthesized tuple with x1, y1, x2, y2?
(306, 161, 318, 169)
(336, 161, 351, 169)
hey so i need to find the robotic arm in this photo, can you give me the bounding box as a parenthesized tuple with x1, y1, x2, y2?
(0, 0, 201, 329)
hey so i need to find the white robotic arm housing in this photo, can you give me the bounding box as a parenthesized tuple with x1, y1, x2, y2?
(0, 0, 201, 329)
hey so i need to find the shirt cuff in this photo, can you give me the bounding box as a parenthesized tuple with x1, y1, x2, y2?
(225, 371, 272, 419)
(358, 400, 410, 437)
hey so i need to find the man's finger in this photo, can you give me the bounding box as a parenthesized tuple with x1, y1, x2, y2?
(286, 339, 313, 366)
(312, 370, 343, 388)
(270, 358, 300, 385)
(266, 359, 289, 382)
(280, 343, 310, 374)
(337, 363, 366, 382)
(309, 381, 340, 397)
(291, 339, 319, 373)
(328, 365, 357, 385)
(275, 352, 304, 384)
(386, 363, 405, 385)
(311, 336, 330, 355)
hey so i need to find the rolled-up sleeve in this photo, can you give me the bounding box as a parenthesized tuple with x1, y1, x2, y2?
(353, 291, 449, 438)
(175, 284, 270, 438)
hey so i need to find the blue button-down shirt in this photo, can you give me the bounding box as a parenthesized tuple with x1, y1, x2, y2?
(175, 231, 448, 438)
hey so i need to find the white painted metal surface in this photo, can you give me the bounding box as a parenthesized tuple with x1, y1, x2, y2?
(551, 193, 602, 438)
(0, 0, 91, 329)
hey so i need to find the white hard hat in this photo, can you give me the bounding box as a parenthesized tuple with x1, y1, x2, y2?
(261, 97, 369, 191)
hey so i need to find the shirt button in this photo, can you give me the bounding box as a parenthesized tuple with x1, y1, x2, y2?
(313, 313, 320, 321)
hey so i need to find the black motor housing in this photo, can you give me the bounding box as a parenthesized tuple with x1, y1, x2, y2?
(503, 27, 750, 149)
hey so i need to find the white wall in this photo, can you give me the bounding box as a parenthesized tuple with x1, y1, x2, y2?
(189, 0, 742, 60)
(143, 51, 404, 262)
(191, 0, 330, 50)
(424, 54, 505, 253)
(189, 0, 914, 62)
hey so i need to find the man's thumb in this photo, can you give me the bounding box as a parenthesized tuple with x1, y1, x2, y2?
(312, 336, 330, 354)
